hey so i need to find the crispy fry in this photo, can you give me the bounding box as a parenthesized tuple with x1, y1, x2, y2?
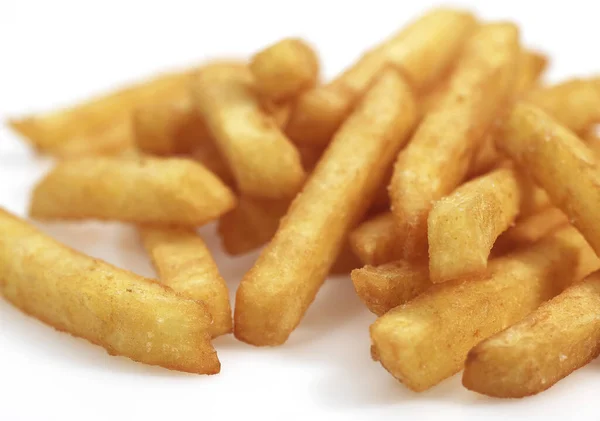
(0, 209, 219, 374)
(29, 157, 236, 226)
(285, 8, 476, 147)
(351, 260, 430, 316)
(496, 102, 600, 255)
(195, 63, 306, 199)
(349, 212, 400, 266)
(235, 68, 418, 346)
(390, 23, 520, 260)
(190, 140, 235, 187)
(250, 38, 319, 102)
(370, 226, 599, 392)
(464, 269, 600, 398)
(139, 226, 232, 337)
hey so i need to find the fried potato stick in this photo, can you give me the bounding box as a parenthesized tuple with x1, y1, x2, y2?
(139, 226, 232, 337)
(464, 269, 600, 398)
(496, 102, 600, 255)
(349, 212, 400, 266)
(0, 209, 219, 374)
(390, 23, 520, 259)
(285, 8, 475, 147)
(30, 157, 235, 226)
(235, 69, 418, 346)
(195, 64, 305, 199)
(370, 226, 600, 392)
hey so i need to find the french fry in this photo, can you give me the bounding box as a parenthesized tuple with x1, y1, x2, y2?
(351, 260, 430, 316)
(370, 226, 599, 392)
(463, 269, 600, 397)
(235, 68, 418, 346)
(389, 23, 520, 260)
(0, 208, 220, 374)
(195, 63, 306, 199)
(329, 241, 362, 275)
(349, 212, 400, 266)
(139, 226, 232, 337)
(496, 102, 600, 255)
(190, 140, 235, 187)
(29, 157, 236, 226)
(285, 8, 476, 147)
(250, 38, 319, 102)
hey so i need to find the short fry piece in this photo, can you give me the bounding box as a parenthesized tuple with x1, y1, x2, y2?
(0, 209, 219, 374)
(139, 226, 232, 337)
(370, 226, 599, 392)
(250, 38, 319, 102)
(30, 157, 236, 226)
(349, 212, 401, 266)
(390, 23, 520, 259)
(235, 69, 418, 346)
(351, 260, 430, 316)
(464, 270, 600, 398)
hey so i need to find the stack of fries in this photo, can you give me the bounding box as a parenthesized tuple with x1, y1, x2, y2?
(6, 7, 600, 398)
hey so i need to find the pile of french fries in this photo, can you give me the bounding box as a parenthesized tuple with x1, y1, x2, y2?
(6, 7, 600, 398)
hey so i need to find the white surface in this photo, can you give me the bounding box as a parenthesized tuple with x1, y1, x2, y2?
(1, 1, 600, 420)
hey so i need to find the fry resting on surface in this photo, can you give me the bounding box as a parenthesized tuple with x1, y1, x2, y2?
(349, 212, 400, 266)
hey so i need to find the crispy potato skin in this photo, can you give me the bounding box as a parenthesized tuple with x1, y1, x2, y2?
(428, 167, 521, 283)
(29, 157, 236, 226)
(464, 270, 600, 398)
(139, 227, 232, 337)
(370, 227, 599, 392)
(390, 23, 520, 260)
(349, 212, 401, 266)
(497, 102, 600, 255)
(0, 209, 220, 374)
(195, 64, 305, 199)
(351, 260, 430, 316)
(234, 69, 418, 346)
(285, 8, 476, 147)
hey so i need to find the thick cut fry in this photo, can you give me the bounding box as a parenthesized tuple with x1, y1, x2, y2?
(0, 209, 219, 374)
(250, 38, 319, 102)
(514, 50, 548, 94)
(285, 8, 476, 147)
(370, 226, 600, 392)
(235, 69, 418, 346)
(349, 212, 400, 266)
(428, 167, 521, 283)
(464, 270, 600, 398)
(390, 23, 520, 259)
(30, 157, 236, 226)
(195, 64, 305, 199)
(139, 227, 232, 337)
(191, 140, 236, 187)
(496, 102, 600, 255)
(351, 260, 430, 316)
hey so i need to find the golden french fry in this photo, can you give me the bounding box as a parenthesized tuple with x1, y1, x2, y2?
(351, 260, 430, 316)
(139, 226, 232, 337)
(195, 63, 306, 199)
(496, 102, 600, 255)
(390, 23, 520, 260)
(329, 241, 362, 275)
(285, 8, 476, 147)
(190, 140, 235, 187)
(463, 270, 600, 398)
(349, 212, 400, 266)
(235, 68, 418, 346)
(0, 208, 219, 374)
(30, 157, 236, 226)
(370, 226, 599, 392)
(250, 38, 319, 102)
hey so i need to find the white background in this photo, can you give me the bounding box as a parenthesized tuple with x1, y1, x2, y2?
(1, 1, 600, 420)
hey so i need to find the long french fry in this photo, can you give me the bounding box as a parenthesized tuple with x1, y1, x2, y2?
(0, 208, 220, 374)
(370, 226, 599, 392)
(285, 8, 476, 147)
(496, 102, 600, 255)
(29, 157, 236, 226)
(390, 23, 520, 259)
(464, 270, 600, 398)
(139, 227, 232, 337)
(349, 212, 400, 266)
(235, 68, 418, 346)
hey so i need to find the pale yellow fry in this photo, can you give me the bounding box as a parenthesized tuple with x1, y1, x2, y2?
(464, 270, 600, 398)
(370, 226, 599, 392)
(0, 208, 219, 374)
(390, 23, 520, 260)
(29, 157, 236, 226)
(285, 8, 476, 147)
(234, 68, 418, 346)
(349, 212, 400, 266)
